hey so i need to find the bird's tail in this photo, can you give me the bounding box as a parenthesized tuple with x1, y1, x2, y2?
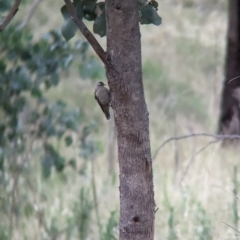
(101, 105, 110, 120)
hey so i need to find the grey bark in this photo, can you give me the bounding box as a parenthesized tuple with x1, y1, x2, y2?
(107, 117, 116, 174)
(64, 0, 156, 238)
(218, 0, 240, 138)
(105, 1, 155, 239)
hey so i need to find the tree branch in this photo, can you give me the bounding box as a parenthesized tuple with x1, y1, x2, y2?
(0, 0, 21, 32)
(64, 0, 108, 66)
(223, 221, 240, 234)
(153, 133, 240, 160)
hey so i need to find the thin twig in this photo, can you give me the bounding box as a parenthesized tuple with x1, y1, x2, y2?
(180, 140, 219, 182)
(0, 0, 21, 31)
(18, 0, 43, 29)
(64, 0, 108, 66)
(228, 75, 240, 84)
(223, 221, 240, 234)
(153, 133, 240, 160)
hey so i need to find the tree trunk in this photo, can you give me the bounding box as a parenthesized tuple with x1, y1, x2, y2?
(107, 117, 116, 175)
(105, 1, 155, 239)
(218, 0, 240, 138)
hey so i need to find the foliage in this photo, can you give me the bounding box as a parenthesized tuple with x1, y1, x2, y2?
(0, 0, 11, 12)
(0, 0, 232, 239)
(60, 0, 162, 41)
(0, 25, 91, 175)
(0, 24, 102, 238)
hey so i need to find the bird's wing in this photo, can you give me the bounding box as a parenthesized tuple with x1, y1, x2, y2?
(94, 88, 110, 120)
(95, 87, 111, 105)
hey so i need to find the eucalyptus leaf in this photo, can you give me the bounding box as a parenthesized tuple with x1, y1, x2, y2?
(65, 135, 73, 147)
(82, 0, 97, 13)
(54, 155, 65, 172)
(60, 5, 70, 20)
(93, 3, 106, 37)
(0, 154, 4, 171)
(61, 19, 78, 41)
(0, 0, 11, 12)
(149, 0, 158, 10)
(41, 154, 53, 179)
(140, 4, 162, 26)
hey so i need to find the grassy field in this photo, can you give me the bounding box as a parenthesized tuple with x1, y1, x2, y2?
(4, 0, 240, 239)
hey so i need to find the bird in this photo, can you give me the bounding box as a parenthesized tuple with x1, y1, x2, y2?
(94, 82, 111, 120)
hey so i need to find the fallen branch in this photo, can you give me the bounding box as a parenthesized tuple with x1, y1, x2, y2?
(153, 133, 240, 160)
(64, 0, 108, 66)
(223, 221, 240, 235)
(0, 0, 22, 31)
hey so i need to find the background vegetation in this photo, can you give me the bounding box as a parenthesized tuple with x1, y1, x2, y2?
(1, 0, 239, 239)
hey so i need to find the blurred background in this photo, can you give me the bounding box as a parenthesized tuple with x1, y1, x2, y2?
(1, 0, 239, 239)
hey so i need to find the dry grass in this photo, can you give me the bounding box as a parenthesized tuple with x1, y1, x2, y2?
(6, 0, 240, 239)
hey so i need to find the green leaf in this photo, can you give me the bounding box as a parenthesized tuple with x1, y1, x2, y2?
(54, 156, 65, 172)
(41, 154, 53, 179)
(63, 54, 73, 68)
(20, 50, 31, 61)
(93, 3, 106, 37)
(60, 5, 70, 20)
(31, 88, 42, 99)
(0, 60, 6, 72)
(83, 0, 97, 21)
(149, 0, 158, 10)
(0, 153, 4, 171)
(0, 0, 11, 12)
(75, 5, 84, 20)
(60, 5, 78, 41)
(44, 143, 65, 172)
(51, 72, 59, 85)
(61, 18, 78, 41)
(82, 0, 97, 13)
(96, 2, 105, 11)
(65, 135, 73, 147)
(15, 67, 32, 90)
(140, 4, 162, 26)
(84, 11, 97, 21)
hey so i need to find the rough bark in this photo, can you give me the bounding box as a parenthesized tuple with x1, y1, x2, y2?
(107, 117, 116, 174)
(105, 1, 155, 239)
(218, 0, 240, 138)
